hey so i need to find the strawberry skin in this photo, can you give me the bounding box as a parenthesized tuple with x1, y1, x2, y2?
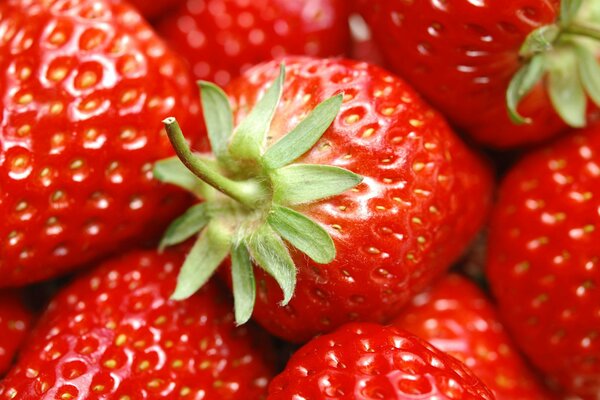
(0, 0, 201, 286)
(267, 322, 494, 399)
(393, 274, 553, 400)
(126, 0, 184, 20)
(357, 0, 599, 148)
(487, 124, 600, 398)
(214, 57, 493, 342)
(0, 291, 32, 377)
(0, 249, 275, 399)
(157, 0, 350, 86)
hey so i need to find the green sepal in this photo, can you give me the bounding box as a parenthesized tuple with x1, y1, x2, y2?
(548, 51, 587, 128)
(561, 0, 584, 26)
(228, 64, 285, 163)
(267, 205, 335, 264)
(159, 203, 211, 250)
(231, 244, 256, 325)
(247, 225, 296, 305)
(154, 156, 205, 197)
(199, 81, 233, 161)
(262, 94, 343, 169)
(519, 25, 560, 58)
(170, 221, 230, 301)
(506, 55, 546, 124)
(272, 164, 363, 205)
(576, 44, 600, 108)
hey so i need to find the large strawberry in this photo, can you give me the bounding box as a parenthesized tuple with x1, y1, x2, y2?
(267, 323, 494, 399)
(358, 0, 600, 148)
(126, 0, 184, 20)
(0, 0, 201, 286)
(0, 248, 275, 399)
(0, 291, 32, 377)
(487, 123, 600, 398)
(393, 274, 553, 400)
(153, 57, 493, 342)
(156, 0, 350, 86)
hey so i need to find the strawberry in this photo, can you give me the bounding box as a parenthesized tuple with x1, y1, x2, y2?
(0, 248, 275, 399)
(0, 0, 202, 286)
(487, 124, 600, 398)
(156, 0, 351, 86)
(267, 322, 494, 399)
(0, 291, 32, 377)
(357, 0, 600, 148)
(126, 0, 184, 21)
(153, 57, 493, 343)
(393, 274, 553, 400)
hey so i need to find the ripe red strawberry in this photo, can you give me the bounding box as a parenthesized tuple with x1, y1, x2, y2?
(267, 323, 494, 399)
(0, 248, 275, 399)
(487, 124, 600, 398)
(153, 57, 493, 343)
(0, 0, 202, 286)
(126, 0, 184, 20)
(0, 291, 32, 377)
(156, 0, 351, 86)
(393, 274, 553, 400)
(357, 0, 600, 148)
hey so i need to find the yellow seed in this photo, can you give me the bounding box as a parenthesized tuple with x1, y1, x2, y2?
(18, 93, 33, 105)
(115, 334, 127, 346)
(103, 359, 117, 369)
(362, 128, 375, 138)
(17, 125, 31, 136)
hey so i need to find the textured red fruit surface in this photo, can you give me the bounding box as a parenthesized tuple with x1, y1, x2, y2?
(157, 0, 350, 86)
(219, 57, 493, 342)
(0, 291, 32, 377)
(393, 274, 553, 400)
(126, 0, 184, 20)
(267, 322, 494, 399)
(0, 249, 274, 399)
(358, 0, 568, 148)
(0, 0, 202, 286)
(487, 124, 600, 398)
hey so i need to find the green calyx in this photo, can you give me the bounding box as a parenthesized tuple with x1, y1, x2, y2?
(153, 65, 362, 325)
(507, 0, 600, 126)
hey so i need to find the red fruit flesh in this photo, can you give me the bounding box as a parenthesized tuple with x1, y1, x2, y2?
(393, 274, 554, 400)
(487, 124, 600, 398)
(0, 291, 32, 377)
(157, 0, 351, 86)
(358, 0, 569, 148)
(220, 57, 493, 342)
(0, 0, 202, 286)
(0, 249, 274, 399)
(267, 322, 494, 399)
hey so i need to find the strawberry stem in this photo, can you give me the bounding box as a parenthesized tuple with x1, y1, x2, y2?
(564, 24, 600, 41)
(162, 117, 265, 208)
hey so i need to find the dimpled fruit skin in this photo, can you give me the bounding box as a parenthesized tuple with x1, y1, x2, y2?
(0, 249, 274, 399)
(0, 291, 32, 377)
(157, 0, 350, 86)
(393, 274, 553, 400)
(487, 125, 600, 398)
(222, 57, 493, 343)
(0, 0, 201, 286)
(358, 0, 566, 148)
(267, 323, 494, 399)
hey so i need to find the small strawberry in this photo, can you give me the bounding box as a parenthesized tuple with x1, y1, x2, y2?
(0, 291, 32, 377)
(153, 57, 493, 343)
(156, 0, 351, 86)
(0, 0, 201, 286)
(0, 248, 275, 399)
(393, 274, 553, 400)
(487, 123, 600, 398)
(267, 322, 494, 399)
(358, 0, 600, 148)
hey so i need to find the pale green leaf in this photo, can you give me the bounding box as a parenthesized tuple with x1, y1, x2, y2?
(576, 44, 600, 108)
(267, 205, 335, 264)
(272, 164, 363, 205)
(506, 55, 546, 124)
(519, 25, 560, 58)
(247, 225, 296, 305)
(561, 0, 583, 25)
(262, 94, 343, 169)
(159, 203, 210, 250)
(229, 64, 285, 162)
(171, 221, 230, 300)
(199, 81, 233, 160)
(548, 54, 587, 128)
(153, 156, 202, 194)
(231, 244, 256, 325)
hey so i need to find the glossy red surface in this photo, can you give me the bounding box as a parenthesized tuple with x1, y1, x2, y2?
(0, 291, 32, 377)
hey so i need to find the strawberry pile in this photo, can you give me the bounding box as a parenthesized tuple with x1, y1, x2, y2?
(0, 0, 599, 399)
